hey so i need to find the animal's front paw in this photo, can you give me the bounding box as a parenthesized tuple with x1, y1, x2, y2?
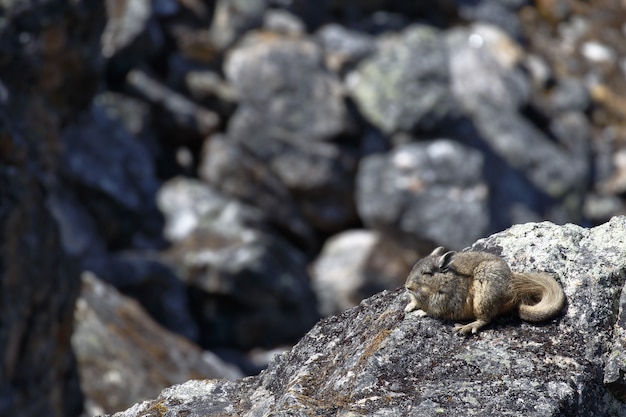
(414, 309, 428, 318)
(454, 319, 488, 335)
(404, 302, 417, 313)
(405, 305, 428, 317)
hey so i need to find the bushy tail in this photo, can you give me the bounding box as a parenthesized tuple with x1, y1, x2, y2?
(510, 272, 565, 322)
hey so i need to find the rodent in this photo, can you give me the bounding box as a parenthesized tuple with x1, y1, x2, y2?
(404, 246, 565, 335)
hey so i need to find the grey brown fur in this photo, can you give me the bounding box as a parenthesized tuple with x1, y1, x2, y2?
(404, 247, 565, 334)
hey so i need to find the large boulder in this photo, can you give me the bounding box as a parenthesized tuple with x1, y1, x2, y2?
(356, 139, 489, 249)
(107, 216, 626, 416)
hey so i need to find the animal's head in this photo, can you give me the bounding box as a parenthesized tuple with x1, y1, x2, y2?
(404, 247, 456, 302)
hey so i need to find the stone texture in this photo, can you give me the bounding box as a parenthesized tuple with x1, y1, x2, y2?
(73, 272, 241, 416)
(158, 178, 320, 349)
(224, 33, 349, 143)
(356, 140, 489, 249)
(0, 1, 105, 416)
(106, 216, 626, 417)
(347, 24, 455, 134)
(311, 229, 419, 316)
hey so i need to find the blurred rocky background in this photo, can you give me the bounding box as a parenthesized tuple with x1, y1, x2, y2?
(1, 0, 626, 416)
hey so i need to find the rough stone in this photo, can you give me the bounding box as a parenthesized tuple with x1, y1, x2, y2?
(315, 23, 376, 72)
(356, 140, 489, 249)
(197, 136, 316, 249)
(159, 178, 320, 349)
(0, 1, 105, 416)
(83, 252, 199, 342)
(311, 229, 418, 316)
(347, 24, 455, 134)
(127, 69, 219, 139)
(210, 0, 268, 50)
(447, 23, 529, 111)
(224, 33, 349, 143)
(200, 132, 357, 236)
(74, 272, 241, 416)
(106, 216, 626, 416)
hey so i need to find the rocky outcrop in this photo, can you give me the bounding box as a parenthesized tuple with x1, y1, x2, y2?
(5, 0, 626, 415)
(0, 2, 105, 417)
(73, 272, 240, 416)
(106, 217, 626, 416)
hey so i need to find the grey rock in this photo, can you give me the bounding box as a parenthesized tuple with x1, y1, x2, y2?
(157, 176, 268, 243)
(455, 0, 526, 40)
(94, 92, 153, 137)
(468, 102, 589, 200)
(74, 272, 241, 416)
(160, 180, 320, 348)
(210, 0, 268, 50)
(447, 24, 530, 111)
(107, 217, 626, 416)
(83, 252, 199, 342)
(315, 23, 376, 72)
(604, 282, 626, 401)
(262, 9, 306, 36)
(198, 135, 316, 247)
(356, 140, 489, 249)
(311, 229, 418, 316)
(127, 69, 219, 138)
(101, 0, 153, 58)
(225, 33, 349, 143)
(201, 130, 357, 235)
(347, 24, 455, 134)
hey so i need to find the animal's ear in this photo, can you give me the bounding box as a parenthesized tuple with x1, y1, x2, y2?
(438, 251, 456, 271)
(430, 246, 446, 257)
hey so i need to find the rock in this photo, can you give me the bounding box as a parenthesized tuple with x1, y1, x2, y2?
(356, 140, 489, 250)
(73, 272, 241, 416)
(157, 176, 269, 243)
(200, 132, 357, 237)
(101, 0, 157, 59)
(446, 23, 529, 111)
(197, 136, 316, 248)
(83, 253, 199, 342)
(454, 0, 526, 40)
(347, 24, 455, 134)
(0, 1, 105, 416)
(159, 177, 320, 349)
(315, 23, 376, 73)
(209, 0, 268, 50)
(127, 69, 219, 139)
(262, 9, 306, 36)
(464, 102, 589, 201)
(224, 33, 349, 143)
(106, 216, 626, 416)
(311, 229, 419, 316)
(60, 102, 165, 250)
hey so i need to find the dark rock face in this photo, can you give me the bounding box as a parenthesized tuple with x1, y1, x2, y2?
(0, 1, 105, 417)
(106, 217, 626, 417)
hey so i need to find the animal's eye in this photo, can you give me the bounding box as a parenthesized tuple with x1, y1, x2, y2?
(423, 270, 433, 276)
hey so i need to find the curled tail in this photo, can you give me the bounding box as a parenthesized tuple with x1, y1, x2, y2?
(510, 272, 565, 322)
